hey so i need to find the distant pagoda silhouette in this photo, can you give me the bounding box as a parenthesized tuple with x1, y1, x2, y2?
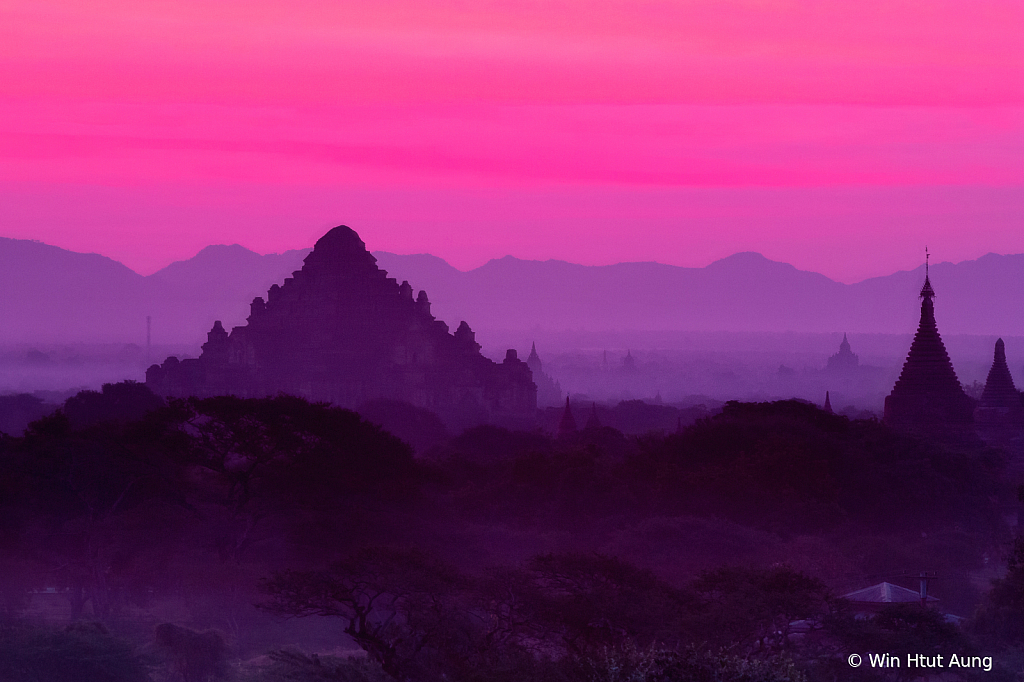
(975, 338, 1024, 444)
(526, 342, 563, 407)
(826, 333, 859, 372)
(883, 253, 974, 433)
(622, 350, 637, 372)
(557, 397, 577, 437)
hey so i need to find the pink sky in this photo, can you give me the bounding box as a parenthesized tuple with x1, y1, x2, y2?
(1, 0, 1022, 282)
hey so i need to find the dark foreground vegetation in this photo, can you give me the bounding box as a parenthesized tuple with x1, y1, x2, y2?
(0, 383, 1022, 680)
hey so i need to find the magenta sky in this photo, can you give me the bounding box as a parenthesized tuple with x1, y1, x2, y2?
(1, 0, 1022, 282)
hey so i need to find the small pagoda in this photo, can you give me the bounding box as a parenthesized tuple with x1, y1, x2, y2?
(557, 397, 578, 437)
(975, 338, 1024, 444)
(883, 255, 974, 434)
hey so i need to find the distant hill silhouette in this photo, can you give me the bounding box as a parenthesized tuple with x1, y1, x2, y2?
(377, 251, 1024, 338)
(3, 236, 1024, 343)
(147, 244, 309, 337)
(0, 238, 149, 342)
(0, 238, 308, 344)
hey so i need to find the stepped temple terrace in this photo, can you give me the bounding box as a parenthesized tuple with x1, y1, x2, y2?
(146, 226, 537, 428)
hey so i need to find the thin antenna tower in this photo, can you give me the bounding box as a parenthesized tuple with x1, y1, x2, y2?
(146, 315, 152, 366)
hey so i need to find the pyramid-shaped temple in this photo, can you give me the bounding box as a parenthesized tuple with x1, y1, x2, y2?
(883, 269, 974, 433)
(147, 226, 537, 427)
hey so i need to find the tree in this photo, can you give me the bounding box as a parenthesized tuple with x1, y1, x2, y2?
(12, 411, 190, 621)
(691, 566, 830, 653)
(260, 548, 472, 681)
(971, 535, 1024, 647)
(826, 604, 978, 682)
(63, 381, 164, 429)
(167, 395, 419, 563)
(524, 553, 695, 655)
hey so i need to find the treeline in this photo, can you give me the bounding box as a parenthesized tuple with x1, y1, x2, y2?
(0, 384, 1019, 680)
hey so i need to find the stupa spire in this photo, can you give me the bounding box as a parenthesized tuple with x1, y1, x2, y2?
(558, 397, 577, 436)
(920, 246, 935, 300)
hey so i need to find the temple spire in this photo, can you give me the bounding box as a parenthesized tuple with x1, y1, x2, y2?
(558, 397, 577, 437)
(920, 246, 934, 300)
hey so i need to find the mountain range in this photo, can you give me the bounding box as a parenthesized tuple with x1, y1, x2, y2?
(2, 236, 1023, 346)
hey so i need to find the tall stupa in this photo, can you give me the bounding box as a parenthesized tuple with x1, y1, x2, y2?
(883, 253, 974, 434)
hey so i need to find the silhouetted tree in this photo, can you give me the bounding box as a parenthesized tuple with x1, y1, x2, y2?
(691, 566, 830, 652)
(357, 400, 449, 455)
(249, 649, 393, 682)
(11, 411, 189, 620)
(63, 381, 164, 429)
(0, 393, 54, 436)
(971, 535, 1024, 647)
(825, 604, 977, 682)
(260, 547, 472, 680)
(525, 553, 694, 654)
(167, 395, 419, 563)
(629, 400, 1006, 534)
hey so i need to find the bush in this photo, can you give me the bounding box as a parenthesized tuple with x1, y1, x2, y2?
(153, 623, 230, 682)
(0, 621, 151, 682)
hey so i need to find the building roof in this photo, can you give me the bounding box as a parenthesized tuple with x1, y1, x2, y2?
(841, 582, 937, 604)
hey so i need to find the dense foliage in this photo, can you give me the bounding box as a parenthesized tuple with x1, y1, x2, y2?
(0, 389, 1017, 680)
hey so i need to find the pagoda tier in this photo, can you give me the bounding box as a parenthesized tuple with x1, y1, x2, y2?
(884, 274, 974, 431)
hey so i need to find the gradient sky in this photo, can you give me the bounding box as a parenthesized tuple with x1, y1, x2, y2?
(1, 0, 1022, 282)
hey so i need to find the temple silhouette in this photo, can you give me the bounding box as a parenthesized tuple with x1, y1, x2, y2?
(826, 333, 859, 372)
(526, 342, 563, 407)
(557, 397, 577, 437)
(975, 338, 1024, 445)
(883, 258, 975, 435)
(146, 226, 537, 428)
